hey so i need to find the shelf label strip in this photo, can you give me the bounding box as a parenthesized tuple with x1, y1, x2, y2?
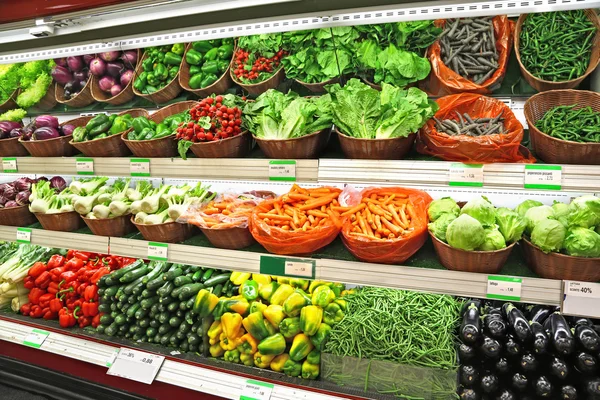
(524, 165, 562, 190)
(2, 157, 17, 173)
(16, 227, 31, 243)
(23, 328, 49, 348)
(562, 280, 600, 318)
(269, 160, 296, 182)
(76, 157, 94, 175)
(260, 255, 315, 279)
(107, 347, 165, 384)
(449, 163, 483, 187)
(148, 242, 168, 261)
(487, 275, 522, 301)
(240, 379, 274, 400)
(130, 158, 150, 177)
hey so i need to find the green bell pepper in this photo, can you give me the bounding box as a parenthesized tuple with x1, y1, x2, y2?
(140, 127, 155, 141)
(192, 41, 212, 53)
(164, 52, 183, 65)
(156, 52, 165, 63)
(142, 58, 154, 72)
(241, 280, 259, 301)
(154, 123, 172, 139)
(94, 133, 108, 140)
(171, 43, 185, 56)
(146, 72, 159, 86)
(302, 360, 319, 380)
(204, 47, 219, 61)
(127, 131, 138, 140)
(306, 349, 320, 365)
(132, 117, 152, 134)
(217, 60, 229, 74)
(278, 317, 301, 339)
(153, 63, 168, 81)
(189, 73, 204, 89)
(133, 72, 148, 92)
(185, 49, 203, 66)
(72, 126, 87, 143)
(168, 66, 178, 80)
(86, 114, 109, 132)
(144, 85, 158, 94)
(109, 116, 131, 135)
(289, 333, 313, 361)
(257, 333, 286, 356)
(201, 74, 218, 88)
(189, 65, 202, 76)
(309, 323, 331, 350)
(283, 359, 302, 377)
(217, 44, 234, 60)
(222, 37, 234, 46)
(323, 302, 344, 326)
(201, 60, 219, 75)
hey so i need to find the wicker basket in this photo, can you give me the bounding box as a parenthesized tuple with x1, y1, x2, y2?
(336, 128, 416, 160)
(231, 66, 285, 97)
(55, 79, 95, 108)
(0, 205, 37, 227)
(430, 233, 515, 273)
(521, 238, 600, 282)
(132, 51, 183, 104)
(132, 217, 196, 243)
(295, 77, 339, 93)
(34, 211, 83, 232)
(0, 137, 29, 157)
(254, 128, 330, 159)
(82, 214, 136, 237)
(20, 116, 89, 157)
(200, 227, 255, 249)
(0, 89, 18, 112)
(190, 130, 252, 158)
(524, 90, 600, 164)
(122, 100, 197, 158)
(515, 10, 600, 91)
(179, 44, 233, 97)
(70, 109, 148, 157)
(90, 50, 141, 105)
(35, 83, 57, 111)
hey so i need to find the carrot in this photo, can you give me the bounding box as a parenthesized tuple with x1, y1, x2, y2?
(307, 209, 329, 218)
(288, 193, 312, 201)
(258, 213, 292, 221)
(340, 203, 366, 217)
(381, 217, 402, 235)
(298, 192, 339, 210)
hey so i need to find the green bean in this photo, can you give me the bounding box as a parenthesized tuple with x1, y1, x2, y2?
(536, 104, 600, 143)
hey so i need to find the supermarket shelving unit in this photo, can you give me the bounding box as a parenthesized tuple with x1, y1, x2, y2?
(0, 0, 599, 399)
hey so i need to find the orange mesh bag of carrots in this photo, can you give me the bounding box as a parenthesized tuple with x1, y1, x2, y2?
(426, 16, 514, 96)
(249, 185, 343, 255)
(340, 187, 432, 264)
(416, 93, 535, 163)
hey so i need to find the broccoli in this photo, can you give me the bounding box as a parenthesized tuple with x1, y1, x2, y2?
(0, 108, 26, 122)
(16, 73, 52, 109)
(0, 64, 22, 103)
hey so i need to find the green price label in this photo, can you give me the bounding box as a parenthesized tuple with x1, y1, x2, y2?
(524, 165, 562, 190)
(268, 160, 296, 182)
(260, 255, 315, 279)
(2, 157, 17, 173)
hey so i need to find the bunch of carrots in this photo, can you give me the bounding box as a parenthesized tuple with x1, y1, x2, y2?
(341, 192, 417, 240)
(256, 185, 342, 232)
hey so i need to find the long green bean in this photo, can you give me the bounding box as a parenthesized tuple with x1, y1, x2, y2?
(535, 104, 600, 143)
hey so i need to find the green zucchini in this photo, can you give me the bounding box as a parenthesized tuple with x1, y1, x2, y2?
(104, 286, 119, 297)
(150, 319, 160, 328)
(212, 283, 224, 297)
(174, 275, 193, 287)
(167, 301, 179, 313)
(188, 333, 201, 346)
(201, 268, 214, 282)
(146, 327, 157, 337)
(163, 266, 183, 281)
(126, 303, 141, 318)
(204, 273, 230, 287)
(99, 314, 113, 325)
(99, 303, 111, 313)
(172, 283, 204, 300)
(157, 281, 175, 297)
(179, 300, 188, 311)
(123, 274, 147, 295)
(158, 312, 170, 324)
(160, 334, 171, 346)
(142, 261, 168, 284)
(158, 324, 172, 335)
(96, 324, 106, 334)
(134, 306, 149, 319)
(105, 323, 119, 336)
(169, 316, 182, 327)
(179, 341, 189, 352)
(188, 343, 199, 353)
(138, 317, 150, 328)
(141, 296, 159, 310)
(114, 314, 128, 326)
(191, 270, 203, 282)
(120, 264, 150, 283)
(108, 259, 144, 281)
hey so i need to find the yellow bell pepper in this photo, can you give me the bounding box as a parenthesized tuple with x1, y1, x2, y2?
(221, 312, 243, 339)
(289, 333, 314, 361)
(270, 284, 294, 306)
(341, 289, 355, 297)
(193, 289, 220, 317)
(289, 278, 309, 291)
(252, 274, 271, 286)
(276, 277, 290, 285)
(259, 281, 279, 302)
(270, 354, 290, 372)
(264, 304, 286, 327)
(249, 301, 267, 314)
(311, 285, 336, 308)
(257, 333, 286, 356)
(265, 319, 278, 336)
(210, 343, 225, 357)
(223, 298, 250, 316)
(300, 305, 323, 336)
(253, 351, 275, 368)
(308, 280, 328, 294)
(220, 331, 242, 351)
(242, 311, 270, 341)
(237, 333, 258, 355)
(302, 359, 320, 379)
(240, 352, 253, 366)
(207, 320, 223, 341)
(230, 272, 251, 286)
(283, 289, 311, 317)
(335, 298, 347, 311)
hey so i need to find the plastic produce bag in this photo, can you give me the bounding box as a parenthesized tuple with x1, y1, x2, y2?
(340, 186, 432, 264)
(426, 16, 514, 95)
(416, 93, 535, 163)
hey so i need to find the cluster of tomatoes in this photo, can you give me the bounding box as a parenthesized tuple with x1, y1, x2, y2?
(232, 48, 286, 83)
(176, 95, 243, 142)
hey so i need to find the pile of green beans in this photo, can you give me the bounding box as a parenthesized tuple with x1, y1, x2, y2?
(535, 104, 600, 143)
(439, 17, 499, 84)
(324, 287, 461, 370)
(519, 10, 596, 82)
(434, 111, 505, 136)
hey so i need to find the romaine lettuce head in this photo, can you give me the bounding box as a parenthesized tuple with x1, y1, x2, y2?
(524, 205, 555, 235)
(428, 197, 460, 222)
(515, 199, 543, 217)
(428, 213, 456, 243)
(460, 196, 496, 227)
(446, 214, 485, 251)
(495, 207, 527, 243)
(531, 219, 566, 253)
(567, 195, 600, 229)
(564, 227, 600, 258)
(478, 226, 507, 251)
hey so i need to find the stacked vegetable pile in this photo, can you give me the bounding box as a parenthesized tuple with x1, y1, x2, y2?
(519, 10, 597, 82)
(328, 79, 437, 140)
(20, 250, 133, 327)
(517, 196, 600, 257)
(428, 196, 525, 251)
(0, 243, 56, 312)
(72, 113, 134, 142)
(535, 105, 600, 143)
(198, 273, 345, 379)
(18, 115, 75, 142)
(134, 44, 184, 95)
(52, 55, 93, 100)
(323, 287, 461, 399)
(434, 111, 507, 136)
(88, 51, 137, 97)
(243, 90, 332, 140)
(0, 60, 55, 109)
(69, 178, 130, 219)
(232, 34, 286, 84)
(0, 177, 38, 209)
(97, 261, 232, 350)
(186, 39, 234, 89)
(126, 112, 187, 141)
(458, 299, 600, 399)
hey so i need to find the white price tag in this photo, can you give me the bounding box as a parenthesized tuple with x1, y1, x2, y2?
(449, 163, 483, 187)
(148, 242, 168, 261)
(562, 281, 600, 318)
(524, 165, 561, 190)
(487, 276, 522, 301)
(284, 261, 314, 278)
(2, 157, 17, 173)
(240, 379, 274, 400)
(107, 348, 165, 384)
(269, 160, 296, 181)
(16, 228, 31, 243)
(23, 329, 49, 348)
(130, 158, 150, 177)
(76, 158, 94, 175)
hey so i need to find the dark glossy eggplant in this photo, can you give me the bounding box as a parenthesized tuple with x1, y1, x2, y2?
(459, 343, 477, 362)
(575, 324, 600, 353)
(495, 389, 516, 400)
(494, 357, 509, 375)
(561, 385, 578, 400)
(550, 356, 569, 380)
(483, 314, 507, 340)
(574, 351, 598, 374)
(502, 303, 531, 343)
(529, 305, 552, 324)
(461, 300, 482, 345)
(546, 312, 575, 356)
(520, 352, 538, 372)
(481, 335, 502, 359)
(571, 317, 593, 327)
(480, 374, 499, 394)
(585, 378, 600, 398)
(460, 387, 480, 400)
(511, 372, 528, 392)
(505, 334, 522, 358)
(460, 364, 480, 387)
(530, 321, 549, 354)
(534, 376, 553, 398)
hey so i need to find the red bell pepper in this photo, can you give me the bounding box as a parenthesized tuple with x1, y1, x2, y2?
(28, 287, 44, 305)
(34, 271, 51, 289)
(28, 261, 47, 278)
(47, 281, 59, 295)
(49, 297, 63, 313)
(90, 267, 110, 284)
(84, 285, 98, 302)
(47, 254, 65, 269)
(65, 257, 84, 271)
(60, 270, 78, 283)
(43, 309, 57, 320)
(20, 303, 31, 316)
(72, 251, 92, 262)
(92, 313, 101, 328)
(66, 298, 82, 311)
(82, 301, 98, 317)
(77, 282, 88, 297)
(58, 307, 79, 328)
(23, 276, 34, 289)
(50, 266, 67, 282)
(29, 305, 43, 318)
(38, 293, 54, 308)
(78, 315, 92, 328)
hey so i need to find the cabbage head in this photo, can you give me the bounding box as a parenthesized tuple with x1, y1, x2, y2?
(524, 205, 555, 235)
(478, 226, 507, 251)
(460, 196, 496, 227)
(428, 197, 460, 222)
(567, 195, 600, 229)
(495, 207, 527, 243)
(428, 213, 456, 243)
(446, 214, 485, 251)
(564, 227, 600, 258)
(515, 199, 543, 217)
(531, 219, 566, 253)
(552, 201, 570, 227)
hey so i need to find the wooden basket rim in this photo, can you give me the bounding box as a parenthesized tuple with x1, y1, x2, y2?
(0, 136, 23, 144)
(90, 49, 141, 102)
(132, 51, 179, 98)
(82, 213, 132, 222)
(55, 79, 93, 105)
(252, 128, 326, 143)
(430, 231, 517, 254)
(0, 204, 29, 212)
(522, 237, 600, 261)
(230, 65, 284, 87)
(335, 126, 415, 143)
(130, 215, 187, 228)
(190, 130, 250, 147)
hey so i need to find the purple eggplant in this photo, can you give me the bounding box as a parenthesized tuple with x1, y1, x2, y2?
(89, 57, 106, 77)
(67, 56, 84, 72)
(61, 124, 75, 136)
(33, 127, 60, 141)
(73, 70, 88, 81)
(99, 51, 121, 62)
(120, 70, 134, 87)
(4, 200, 18, 208)
(83, 54, 95, 66)
(110, 84, 123, 96)
(54, 57, 68, 67)
(106, 61, 125, 78)
(51, 65, 73, 85)
(9, 128, 23, 138)
(35, 115, 59, 129)
(121, 50, 138, 68)
(99, 76, 117, 92)
(0, 121, 22, 139)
